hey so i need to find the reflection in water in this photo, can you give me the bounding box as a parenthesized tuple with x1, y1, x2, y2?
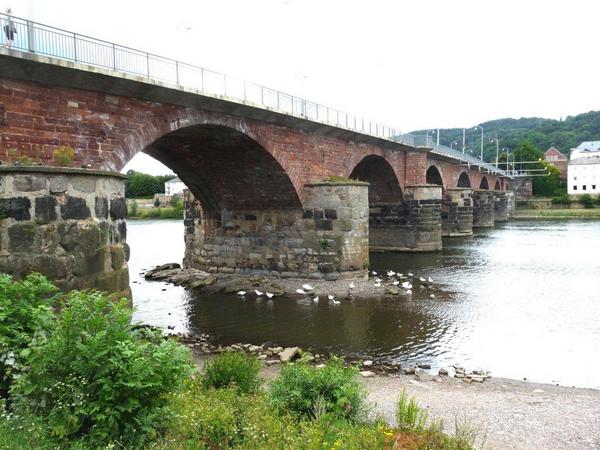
(131, 220, 600, 389)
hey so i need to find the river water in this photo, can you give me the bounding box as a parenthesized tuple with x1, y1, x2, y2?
(130, 219, 600, 389)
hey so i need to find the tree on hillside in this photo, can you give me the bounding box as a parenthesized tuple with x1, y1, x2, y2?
(125, 171, 176, 198)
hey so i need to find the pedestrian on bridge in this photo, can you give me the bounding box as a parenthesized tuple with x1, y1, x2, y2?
(3, 8, 17, 49)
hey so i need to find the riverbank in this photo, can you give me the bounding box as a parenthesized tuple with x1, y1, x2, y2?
(186, 347, 600, 450)
(513, 208, 600, 219)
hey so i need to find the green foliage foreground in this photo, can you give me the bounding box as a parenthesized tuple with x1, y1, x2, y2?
(0, 274, 477, 449)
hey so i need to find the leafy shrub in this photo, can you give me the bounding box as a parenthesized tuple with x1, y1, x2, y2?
(596, 194, 600, 206)
(578, 194, 595, 208)
(551, 194, 571, 205)
(396, 389, 428, 433)
(0, 274, 58, 399)
(268, 357, 366, 422)
(52, 145, 75, 167)
(169, 195, 183, 208)
(128, 199, 138, 217)
(160, 384, 385, 450)
(202, 351, 261, 394)
(11, 290, 194, 446)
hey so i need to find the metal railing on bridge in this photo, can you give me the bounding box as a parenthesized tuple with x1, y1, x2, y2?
(0, 12, 507, 177)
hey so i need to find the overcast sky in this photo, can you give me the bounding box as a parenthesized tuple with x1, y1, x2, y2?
(7, 0, 600, 174)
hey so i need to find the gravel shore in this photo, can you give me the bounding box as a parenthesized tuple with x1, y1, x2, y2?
(363, 375, 600, 450)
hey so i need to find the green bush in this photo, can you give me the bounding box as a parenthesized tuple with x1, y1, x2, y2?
(0, 274, 58, 399)
(202, 351, 261, 394)
(128, 199, 138, 216)
(551, 193, 571, 205)
(268, 356, 366, 422)
(10, 290, 194, 446)
(396, 389, 428, 433)
(578, 194, 595, 208)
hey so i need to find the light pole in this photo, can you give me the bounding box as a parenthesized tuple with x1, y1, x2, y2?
(473, 125, 484, 162)
(501, 147, 509, 173)
(462, 128, 466, 154)
(491, 138, 499, 167)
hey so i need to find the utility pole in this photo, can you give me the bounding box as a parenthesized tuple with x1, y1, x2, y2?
(462, 128, 466, 154)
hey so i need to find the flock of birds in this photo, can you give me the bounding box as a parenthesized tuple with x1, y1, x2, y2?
(236, 270, 438, 304)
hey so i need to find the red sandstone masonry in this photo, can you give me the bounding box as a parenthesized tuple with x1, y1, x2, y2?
(0, 78, 506, 206)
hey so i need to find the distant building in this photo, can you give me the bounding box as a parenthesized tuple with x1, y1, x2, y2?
(164, 177, 186, 196)
(543, 146, 568, 180)
(567, 141, 600, 195)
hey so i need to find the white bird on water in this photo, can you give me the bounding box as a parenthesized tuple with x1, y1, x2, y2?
(332, 299, 340, 305)
(392, 280, 399, 286)
(237, 291, 246, 296)
(401, 281, 412, 290)
(296, 288, 306, 295)
(313, 296, 319, 303)
(408, 272, 414, 277)
(428, 277, 433, 283)
(328, 294, 335, 300)
(419, 277, 426, 283)
(429, 294, 435, 299)
(387, 270, 396, 277)
(266, 292, 274, 298)
(349, 282, 355, 289)
(302, 284, 314, 291)
(255, 290, 264, 296)
(371, 271, 378, 276)
(374, 282, 381, 288)
(406, 290, 412, 295)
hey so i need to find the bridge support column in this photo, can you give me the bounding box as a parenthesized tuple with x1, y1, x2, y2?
(370, 185, 442, 252)
(472, 190, 495, 228)
(183, 181, 369, 280)
(442, 188, 473, 237)
(0, 167, 130, 298)
(493, 191, 510, 222)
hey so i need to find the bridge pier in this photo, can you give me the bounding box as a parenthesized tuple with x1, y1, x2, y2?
(183, 181, 369, 280)
(369, 185, 442, 252)
(493, 190, 510, 222)
(472, 190, 495, 228)
(442, 188, 473, 237)
(0, 167, 130, 298)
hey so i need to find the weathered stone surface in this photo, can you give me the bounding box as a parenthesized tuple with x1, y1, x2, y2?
(110, 197, 127, 220)
(8, 223, 36, 252)
(95, 196, 108, 219)
(118, 221, 127, 241)
(35, 196, 57, 224)
(360, 370, 376, 378)
(14, 174, 46, 192)
(61, 196, 90, 220)
(0, 168, 129, 299)
(0, 197, 31, 221)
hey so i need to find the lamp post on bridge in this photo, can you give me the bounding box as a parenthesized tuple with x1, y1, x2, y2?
(491, 137, 500, 167)
(473, 125, 484, 162)
(501, 147, 511, 174)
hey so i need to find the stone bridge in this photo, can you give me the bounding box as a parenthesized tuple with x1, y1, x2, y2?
(0, 39, 513, 285)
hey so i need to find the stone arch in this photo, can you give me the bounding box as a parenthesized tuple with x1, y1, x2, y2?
(457, 171, 472, 188)
(494, 179, 501, 190)
(141, 124, 302, 212)
(349, 155, 403, 203)
(479, 176, 489, 190)
(426, 165, 444, 187)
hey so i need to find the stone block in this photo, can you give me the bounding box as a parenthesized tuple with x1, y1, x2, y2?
(14, 174, 46, 192)
(110, 245, 126, 270)
(8, 223, 36, 252)
(35, 196, 57, 224)
(95, 196, 108, 219)
(0, 197, 31, 221)
(61, 196, 90, 220)
(109, 197, 127, 220)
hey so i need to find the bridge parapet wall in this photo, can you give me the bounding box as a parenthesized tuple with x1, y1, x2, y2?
(442, 188, 473, 237)
(472, 190, 495, 228)
(183, 182, 369, 280)
(0, 167, 130, 298)
(369, 185, 442, 252)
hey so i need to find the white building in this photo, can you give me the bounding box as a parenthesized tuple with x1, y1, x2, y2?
(567, 141, 600, 195)
(164, 177, 187, 196)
